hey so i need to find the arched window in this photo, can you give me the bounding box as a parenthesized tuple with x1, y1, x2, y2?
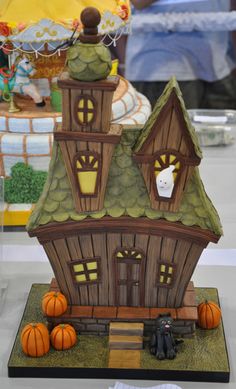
(153, 151, 182, 199)
(76, 95, 96, 126)
(74, 151, 101, 196)
(115, 249, 144, 262)
(154, 152, 181, 182)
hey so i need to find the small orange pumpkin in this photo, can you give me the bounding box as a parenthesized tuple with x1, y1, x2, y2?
(20, 322, 50, 357)
(42, 291, 68, 317)
(198, 300, 221, 329)
(50, 324, 77, 351)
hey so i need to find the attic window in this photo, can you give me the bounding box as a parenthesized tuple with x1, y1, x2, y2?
(76, 95, 96, 125)
(153, 151, 182, 199)
(74, 151, 101, 196)
(70, 257, 101, 285)
(157, 262, 176, 288)
(154, 152, 181, 182)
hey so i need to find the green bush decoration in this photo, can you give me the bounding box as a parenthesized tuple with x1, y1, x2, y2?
(4, 163, 47, 203)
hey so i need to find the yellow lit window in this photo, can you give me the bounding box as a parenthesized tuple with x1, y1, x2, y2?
(154, 152, 181, 182)
(115, 248, 144, 261)
(73, 264, 84, 273)
(77, 95, 96, 125)
(71, 258, 101, 284)
(75, 274, 86, 282)
(75, 151, 100, 196)
(158, 262, 175, 287)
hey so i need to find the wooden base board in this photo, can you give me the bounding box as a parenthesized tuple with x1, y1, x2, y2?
(8, 284, 230, 382)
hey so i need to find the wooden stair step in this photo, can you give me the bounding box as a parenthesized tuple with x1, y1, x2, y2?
(110, 322, 144, 336)
(109, 335, 143, 350)
(108, 350, 141, 369)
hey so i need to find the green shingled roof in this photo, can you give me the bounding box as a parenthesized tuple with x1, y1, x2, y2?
(27, 126, 222, 236)
(134, 77, 203, 159)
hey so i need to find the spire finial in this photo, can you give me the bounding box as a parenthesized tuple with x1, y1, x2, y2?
(80, 7, 101, 44)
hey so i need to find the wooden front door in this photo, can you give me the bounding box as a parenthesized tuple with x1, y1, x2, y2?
(114, 248, 145, 307)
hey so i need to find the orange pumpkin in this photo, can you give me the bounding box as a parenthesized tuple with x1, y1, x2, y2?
(198, 300, 221, 329)
(42, 291, 68, 317)
(50, 324, 77, 351)
(20, 322, 50, 357)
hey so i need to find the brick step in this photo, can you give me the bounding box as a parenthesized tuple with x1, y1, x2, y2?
(109, 322, 144, 336)
(109, 335, 143, 350)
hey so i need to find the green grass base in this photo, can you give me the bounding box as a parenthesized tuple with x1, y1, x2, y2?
(8, 284, 230, 382)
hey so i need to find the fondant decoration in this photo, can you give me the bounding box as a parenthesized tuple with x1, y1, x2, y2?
(0, 56, 45, 109)
(27, 73, 222, 337)
(20, 322, 50, 357)
(197, 300, 221, 329)
(50, 324, 77, 350)
(150, 314, 183, 360)
(0, 0, 131, 54)
(67, 8, 112, 82)
(42, 291, 68, 317)
(156, 165, 175, 198)
(134, 78, 202, 212)
(4, 163, 47, 203)
(99, 11, 124, 34)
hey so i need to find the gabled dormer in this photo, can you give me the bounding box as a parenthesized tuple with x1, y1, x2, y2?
(133, 78, 202, 213)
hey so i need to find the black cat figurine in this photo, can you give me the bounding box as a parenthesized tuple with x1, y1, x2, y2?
(150, 313, 183, 360)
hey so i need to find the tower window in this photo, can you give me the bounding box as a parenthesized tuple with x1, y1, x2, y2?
(76, 95, 96, 125)
(74, 151, 101, 196)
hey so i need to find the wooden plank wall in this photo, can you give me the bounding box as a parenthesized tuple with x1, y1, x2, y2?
(61, 88, 71, 131)
(43, 232, 204, 308)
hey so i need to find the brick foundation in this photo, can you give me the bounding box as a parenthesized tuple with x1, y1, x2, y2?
(47, 279, 198, 337)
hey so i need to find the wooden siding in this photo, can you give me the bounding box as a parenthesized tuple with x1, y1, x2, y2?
(43, 232, 205, 308)
(140, 93, 196, 159)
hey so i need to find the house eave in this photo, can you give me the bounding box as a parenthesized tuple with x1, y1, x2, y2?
(28, 216, 220, 246)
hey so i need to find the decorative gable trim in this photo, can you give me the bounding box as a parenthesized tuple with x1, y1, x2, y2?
(134, 91, 201, 163)
(134, 78, 202, 160)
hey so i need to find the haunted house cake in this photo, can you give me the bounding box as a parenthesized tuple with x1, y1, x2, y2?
(26, 7, 222, 338)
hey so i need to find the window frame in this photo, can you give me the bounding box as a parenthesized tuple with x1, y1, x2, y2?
(74, 150, 101, 197)
(69, 257, 101, 285)
(157, 261, 176, 288)
(75, 94, 97, 126)
(152, 149, 183, 202)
